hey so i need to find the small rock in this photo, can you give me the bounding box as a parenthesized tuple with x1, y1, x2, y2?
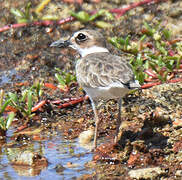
(66, 162, 79, 168)
(175, 170, 182, 177)
(128, 167, 166, 179)
(55, 164, 65, 173)
(78, 129, 94, 144)
(173, 119, 182, 127)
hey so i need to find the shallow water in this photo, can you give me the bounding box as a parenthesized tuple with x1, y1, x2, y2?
(0, 63, 94, 179)
(0, 69, 22, 87)
(0, 128, 93, 179)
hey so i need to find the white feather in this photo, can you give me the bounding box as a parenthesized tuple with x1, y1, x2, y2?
(70, 45, 109, 57)
(84, 82, 130, 101)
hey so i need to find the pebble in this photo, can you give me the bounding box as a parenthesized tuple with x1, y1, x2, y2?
(175, 170, 182, 177)
(78, 129, 94, 144)
(128, 167, 166, 179)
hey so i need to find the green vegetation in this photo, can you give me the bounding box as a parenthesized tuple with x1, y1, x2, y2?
(109, 22, 182, 84)
(10, 3, 114, 29)
(6, 3, 182, 138)
(0, 90, 14, 132)
(55, 68, 77, 90)
(7, 81, 44, 119)
(8, 89, 34, 119)
(10, 2, 37, 23)
(0, 112, 14, 132)
(70, 9, 113, 28)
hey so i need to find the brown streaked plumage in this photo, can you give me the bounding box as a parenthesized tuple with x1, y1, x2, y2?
(76, 52, 134, 89)
(50, 29, 140, 149)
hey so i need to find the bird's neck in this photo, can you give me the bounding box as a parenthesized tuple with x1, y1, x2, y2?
(78, 46, 109, 57)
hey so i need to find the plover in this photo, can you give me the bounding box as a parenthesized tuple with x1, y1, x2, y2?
(50, 29, 140, 149)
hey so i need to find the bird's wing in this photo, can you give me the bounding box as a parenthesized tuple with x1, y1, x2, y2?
(76, 53, 137, 89)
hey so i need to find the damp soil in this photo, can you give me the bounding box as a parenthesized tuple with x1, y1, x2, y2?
(0, 0, 182, 179)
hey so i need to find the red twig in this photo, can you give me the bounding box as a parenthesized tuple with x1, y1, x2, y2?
(44, 82, 70, 92)
(141, 82, 161, 89)
(167, 78, 182, 83)
(0, 23, 27, 33)
(0, 0, 166, 33)
(110, 0, 166, 18)
(141, 77, 182, 89)
(144, 69, 158, 78)
(5, 105, 17, 113)
(144, 78, 159, 82)
(0, 17, 74, 33)
(57, 95, 89, 109)
(15, 124, 28, 133)
(167, 38, 182, 45)
(31, 100, 46, 112)
(50, 100, 62, 104)
(15, 81, 29, 87)
(44, 83, 58, 90)
(168, 50, 175, 56)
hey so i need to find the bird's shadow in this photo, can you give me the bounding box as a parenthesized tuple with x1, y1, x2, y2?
(117, 116, 172, 150)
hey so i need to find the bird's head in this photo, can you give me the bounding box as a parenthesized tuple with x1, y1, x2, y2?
(50, 29, 109, 57)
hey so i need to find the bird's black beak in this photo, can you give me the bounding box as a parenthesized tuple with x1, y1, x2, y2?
(50, 39, 71, 48)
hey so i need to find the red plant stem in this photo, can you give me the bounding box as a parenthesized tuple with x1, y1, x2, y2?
(0, 0, 166, 33)
(51, 100, 62, 104)
(141, 77, 182, 89)
(144, 69, 158, 78)
(32, 100, 46, 112)
(57, 95, 89, 109)
(167, 38, 182, 45)
(5, 105, 17, 113)
(57, 16, 75, 25)
(0, 17, 74, 33)
(44, 83, 70, 92)
(144, 42, 154, 48)
(144, 78, 159, 82)
(44, 83, 58, 90)
(15, 124, 28, 133)
(50, 96, 89, 105)
(110, 0, 167, 18)
(15, 81, 29, 87)
(167, 78, 182, 83)
(168, 49, 175, 56)
(141, 82, 161, 89)
(0, 23, 27, 33)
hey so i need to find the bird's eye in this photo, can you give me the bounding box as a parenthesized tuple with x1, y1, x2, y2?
(76, 33, 87, 42)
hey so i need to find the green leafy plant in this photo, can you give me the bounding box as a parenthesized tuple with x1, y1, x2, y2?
(109, 35, 133, 52)
(0, 90, 14, 132)
(10, 2, 37, 23)
(109, 22, 181, 84)
(0, 112, 15, 131)
(143, 21, 156, 36)
(70, 9, 113, 28)
(55, 68, 76, 90)
(130, 54, 146, 84)
(8, 89, 35, 119)
(31, 80, 43, 101)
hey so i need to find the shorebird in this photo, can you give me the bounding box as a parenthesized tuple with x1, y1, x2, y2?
(50, 29, 140, 149)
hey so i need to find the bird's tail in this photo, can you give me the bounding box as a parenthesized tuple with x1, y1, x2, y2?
(129, 80, 141, 89)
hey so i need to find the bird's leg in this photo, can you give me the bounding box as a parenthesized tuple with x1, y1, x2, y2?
(114, 98, 122, 143)
(90, 99, 100, 149)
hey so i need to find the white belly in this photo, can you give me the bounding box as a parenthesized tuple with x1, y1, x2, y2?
(84, 86, 130, 101)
